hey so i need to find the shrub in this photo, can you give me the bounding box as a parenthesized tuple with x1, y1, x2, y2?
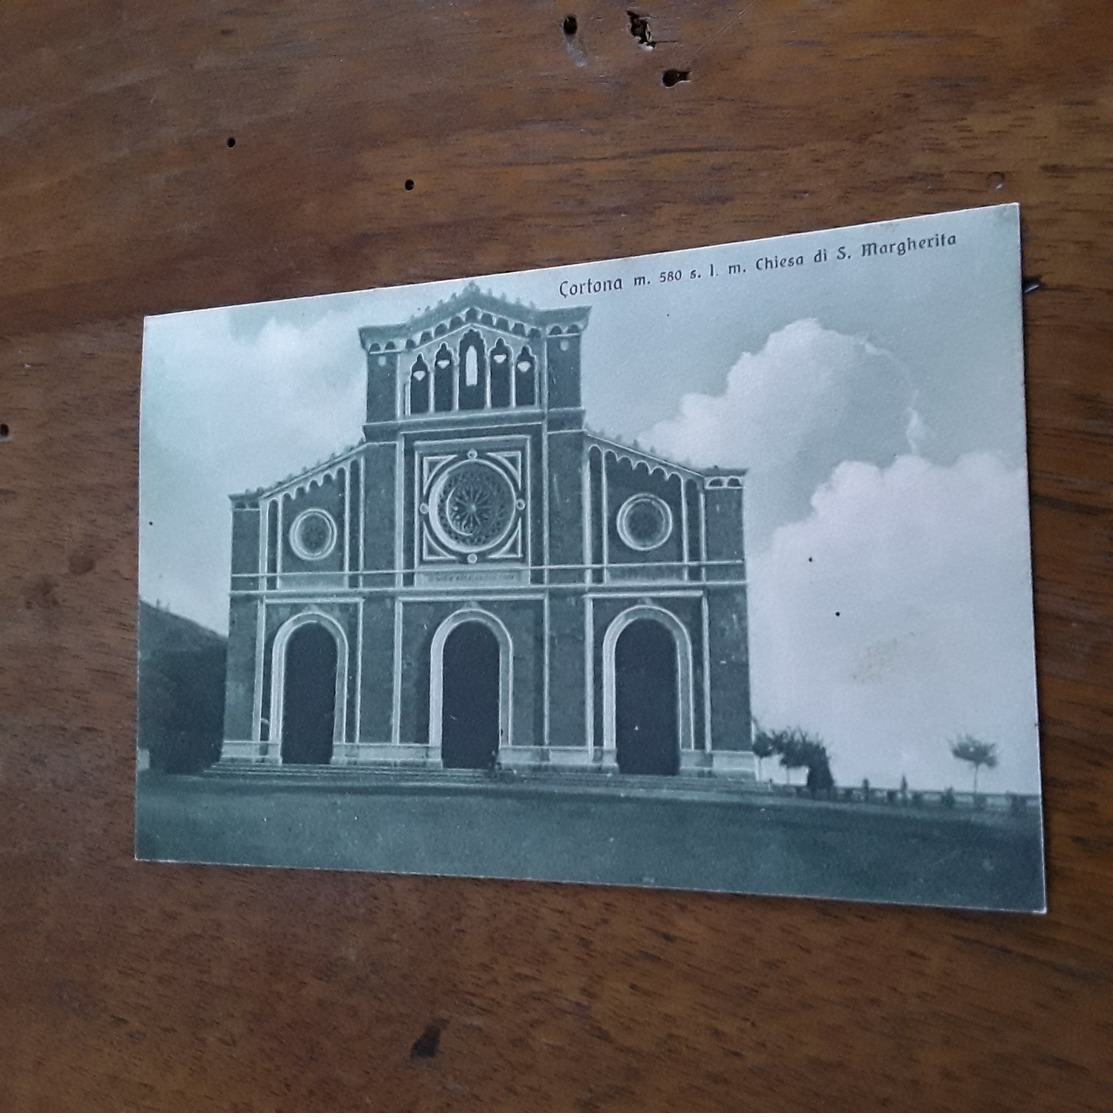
(806, 756, 834, 797)
(755, 725, 835, 795)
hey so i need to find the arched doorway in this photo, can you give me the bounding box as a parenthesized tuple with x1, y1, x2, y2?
(440, 621, 501, 769)
(614, 619, 680, 775)
(280, 623, 338, 765)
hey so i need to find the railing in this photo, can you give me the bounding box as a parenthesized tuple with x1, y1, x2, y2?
(755, 781, 1038, 814)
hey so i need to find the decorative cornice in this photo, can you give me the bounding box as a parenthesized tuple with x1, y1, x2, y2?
(584, 430, 724, 483)
(703, 467, 748, 490)
(230, 440, 364, 504)
(358, 283, 591, 352)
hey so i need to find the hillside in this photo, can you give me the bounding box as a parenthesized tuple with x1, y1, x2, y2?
(137, 600, 227, 773)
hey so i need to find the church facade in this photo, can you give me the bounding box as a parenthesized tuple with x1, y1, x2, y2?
(220, 287, 754, 777)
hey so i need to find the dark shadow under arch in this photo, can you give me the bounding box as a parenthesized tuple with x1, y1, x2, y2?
(281, 624, 337, 765)
(615, 619, 679, 775)
(441, 622, 500, 769)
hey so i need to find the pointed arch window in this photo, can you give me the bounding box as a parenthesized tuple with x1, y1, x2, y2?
(490, 339, 512, 408)
(433, 344, 454, 411)
(514, 346, 536, 407)
(409, 355, 430, 414)
(458, 330, 486, 410)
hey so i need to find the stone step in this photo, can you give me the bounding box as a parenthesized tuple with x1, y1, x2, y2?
(205, 759, 755, 797)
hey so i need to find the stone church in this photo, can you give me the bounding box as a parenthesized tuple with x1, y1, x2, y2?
(220, 286, 754, 777)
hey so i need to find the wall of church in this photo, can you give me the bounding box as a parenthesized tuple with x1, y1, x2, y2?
(221, 296, 753, 774)
(223, 597, 259, 741)
(361, 442, 396, 587)
(706, 587, 751, 751)
(358, 597, 395, 742)
(703, 484, 747, 582)
(504, 600, 544, 748)
(547, 595, 588, 750)
(259, 600, 359, 745)
(602, 458, 687, 582)
(545, 333, 581, 411)
(547, 429, 587, 584)
(278, 475, 346, 586)
(230, 505, 261, 577)
(590, 595, 706, 752)
(396, 598, 544, 748)
(397, 601, 436, 744)
(366, 351, 399, 423)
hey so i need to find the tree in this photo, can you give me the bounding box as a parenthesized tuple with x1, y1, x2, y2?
(776, 729, 811, 785)
(758, 727, 832, 790)
(950, 735, 999, 794)
(751, 722, 778, 782)
(788, 731, 834, 796)
(805, 748, 835, 796)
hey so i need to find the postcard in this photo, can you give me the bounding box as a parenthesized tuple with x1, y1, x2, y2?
(136, 203, 1044, 911)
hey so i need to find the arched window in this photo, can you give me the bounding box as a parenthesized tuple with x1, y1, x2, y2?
(458, 330, 486, 410)
(433, 344, 454, 411)
(514, 346, 536, 407)
(490, 340, 512, 407)
(409, 355, 430, 414)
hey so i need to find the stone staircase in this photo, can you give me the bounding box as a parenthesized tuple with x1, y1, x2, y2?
(204, 759, 760, 802)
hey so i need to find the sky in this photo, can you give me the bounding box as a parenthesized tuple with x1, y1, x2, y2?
(139, 203, 1040, 792)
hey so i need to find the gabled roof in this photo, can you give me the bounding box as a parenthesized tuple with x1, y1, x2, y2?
(583, 429, 748, 484)
(359, 283, 591, 351)
(230, 440, 363, 504)
(584, 430, 704, 482)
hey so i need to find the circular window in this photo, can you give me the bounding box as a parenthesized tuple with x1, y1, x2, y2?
(616, 494, 673, 551)
(289, 508, 337, 561)
(429, 460, 517, 555)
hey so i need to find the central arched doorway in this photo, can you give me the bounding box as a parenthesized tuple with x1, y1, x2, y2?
(280, 623, 338, 765)
(440, 621, 501, 769)
(614, 619, 680, 775)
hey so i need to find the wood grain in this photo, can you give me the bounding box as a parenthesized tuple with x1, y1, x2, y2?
(2, 0, 1112, 1108)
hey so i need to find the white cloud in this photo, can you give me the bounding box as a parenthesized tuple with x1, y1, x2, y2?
(749, 453, 1040, 793)
(641, 319, 923, 547)
(139, 306, 365, 631)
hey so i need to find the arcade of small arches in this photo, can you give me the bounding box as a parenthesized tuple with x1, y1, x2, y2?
(587, 441, 699, 487)
(403, 330, 541, 415)
(264, 602, 699, 776)
(364, 304, 581, 355)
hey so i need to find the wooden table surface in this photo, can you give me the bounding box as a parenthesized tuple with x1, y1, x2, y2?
(2, 0, 1112, 1109)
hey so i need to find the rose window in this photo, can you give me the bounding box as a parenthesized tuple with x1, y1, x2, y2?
(616, 494, 673, 551)
(289, 508, 337, 561)
(430, 461, 517, 554)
